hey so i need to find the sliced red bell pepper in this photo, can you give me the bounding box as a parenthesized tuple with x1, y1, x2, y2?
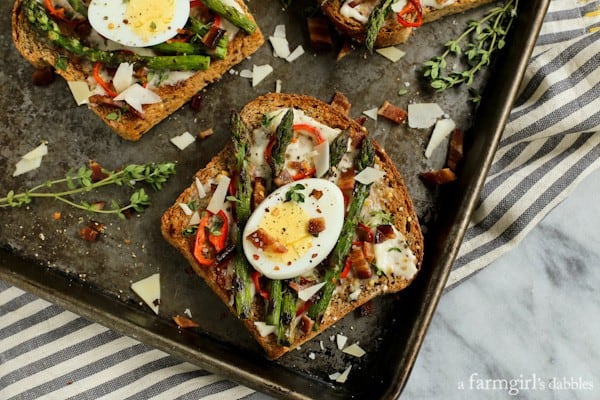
(296, 299, 313, 317)
(252, 271, 270, 300)
(208, 210, 229, 253)
(193, 212, 214, 266)
(45, 0, 78, 25)
(340, 256, 352, 279)
(264, 134, 277, 165)
(293, 124, 325, 145)
(397, 0, 423, 28)
(292, 167, 316, 181)
(93, 62, 118, 98)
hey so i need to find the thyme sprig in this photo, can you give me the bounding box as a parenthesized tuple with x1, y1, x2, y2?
(1, 162, 176, 218)
(423, 0, 519, 91)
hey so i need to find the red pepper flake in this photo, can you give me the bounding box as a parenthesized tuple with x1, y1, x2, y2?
(52, 211, 61, 220)
(253, 254, 260, 260)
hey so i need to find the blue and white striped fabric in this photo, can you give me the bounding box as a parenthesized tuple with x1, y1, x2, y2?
(447, 0, 600, 287)
(2, 1, 600, 398)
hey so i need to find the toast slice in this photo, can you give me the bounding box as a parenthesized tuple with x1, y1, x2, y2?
(321, 0, 493, 48)
(11, 0, 264, 141)
(161, 93, 424, 359)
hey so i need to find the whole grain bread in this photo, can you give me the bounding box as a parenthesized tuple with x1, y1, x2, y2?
(321, 0, 493, 48)
(11, 0, 264, 141)
(161, 93, 424, 359)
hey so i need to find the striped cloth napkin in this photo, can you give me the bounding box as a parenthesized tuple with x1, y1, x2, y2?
(2, 1, 599, 398)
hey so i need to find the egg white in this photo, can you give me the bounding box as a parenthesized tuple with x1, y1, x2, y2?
(242, 179, 345, 280)
(88, 0, 190, 48)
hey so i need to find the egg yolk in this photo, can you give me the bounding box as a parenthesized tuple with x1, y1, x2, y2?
(125, 0, 175, 42)
(258, 202, 313, 265)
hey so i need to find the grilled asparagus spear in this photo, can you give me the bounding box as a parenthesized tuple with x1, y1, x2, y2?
(365, 0, 395, 52)
(203, 0, 257, 35)
(269, 109, 294, 181)
(308, 137, 375, 325)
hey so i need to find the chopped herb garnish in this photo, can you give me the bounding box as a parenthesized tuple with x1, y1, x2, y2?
(55, 55, 68, 70)
(285, 183, 306, 203)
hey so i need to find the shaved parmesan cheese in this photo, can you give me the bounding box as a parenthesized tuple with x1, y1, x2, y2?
(22, 143, 48, 160)
(328, 372, 341, 381)
(254, 321, 276, 337)
(336, 334, 348, 350)
(195, 177, 207, 199)
(408, 103, 445, 129)
(355, 166, 385, 185)
(275, 79, 282, 93)
(298, 282, 326, 301)
(131, 273, 160, 315)
(13, 143, 48, 177)
(184, 308, 193, 318)
(273, 24, 286, 38)
(312, 141, 330, 178)
(178, 203, 193, 216)
(286, 45, 305, 62)
(240, 69, 253, 79)
(170, 131, 196, 150)
(375, 46, 405, 62)
(13, 156, 43, 177)
(342, 343, 366, 357)
(188, 211, 201, 226)
(425, 118, 456, 158)
(252, 64, 273, 87)
(363, 108, 378, 120)
(114, 83, 161, 114)
(336, 366, 352, 383)
(67, 81, 92, 105)
(113, 63, 134, 93)
(269, 36, 291, 58)
(206, 174, 231, 214)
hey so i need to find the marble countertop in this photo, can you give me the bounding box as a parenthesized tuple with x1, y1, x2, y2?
(249, 168, 600, 399)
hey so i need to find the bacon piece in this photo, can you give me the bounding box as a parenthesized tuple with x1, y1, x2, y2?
(79, 220, 105, 242)
(419, 168, 457, 185)
(300, 314, 315, 334)
(446, 128, 464, 172)
(362, 242, 375, 263)
(374, 224, 395, 244)
(309, 189, 323, 200)
(354, 115, 368, 126)
(378, 101, 408, 124)
(336, 41, 355, 61)
(308, 217, 326, 237)
(246, 228, 287, 253)
(330, 92, 352, 115)
(337, 168, 355, 191)
(172, 315, 200, 328)
(201, 25, 226, 49)
(307, 16, 333, 51)
(89, 160, 108, 182)
(349, 246, 372, 279)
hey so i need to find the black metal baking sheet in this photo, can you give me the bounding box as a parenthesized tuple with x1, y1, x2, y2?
(0, 1, 548, 398)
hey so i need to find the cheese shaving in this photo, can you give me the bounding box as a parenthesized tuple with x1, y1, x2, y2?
(170, 131, 196, 150)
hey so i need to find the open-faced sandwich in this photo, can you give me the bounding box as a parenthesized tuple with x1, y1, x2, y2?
(12, 0, 264, 141)
(161, 93, 424, 359)
(321, 0, 493, 50)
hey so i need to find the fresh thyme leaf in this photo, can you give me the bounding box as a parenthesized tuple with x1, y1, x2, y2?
(0, 162, 176, 216)
(422, 0, 519, 92)
(285, 183, 306, 203)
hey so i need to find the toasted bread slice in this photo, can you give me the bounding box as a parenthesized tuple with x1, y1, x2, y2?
(321, 0, 493, 48)
(11, 0, 264, 141)
(161, 93, 423, 359)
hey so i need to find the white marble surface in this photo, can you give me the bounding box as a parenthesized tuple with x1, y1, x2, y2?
(249, 168, 600, 400)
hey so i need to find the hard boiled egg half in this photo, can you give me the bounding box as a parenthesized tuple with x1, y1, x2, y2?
(242, 179, 345, 280)
(88, 0, 190, 47)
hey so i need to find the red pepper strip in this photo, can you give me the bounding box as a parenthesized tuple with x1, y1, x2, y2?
(193, 212, 215, 266)
(208, 210, 229, 253)
(213, 14, 221, 28)
(189, 0, 206, 8)
(93, 62, 118, 98)
(293, 124, 325, 145)
(292, 167, 316, 181)
(340, 257, 352, 279)
(252, 271, 270, 300)
(44, 0, 78, 25)
(296, 299, 313, 317)
(397, 0, 423, 28)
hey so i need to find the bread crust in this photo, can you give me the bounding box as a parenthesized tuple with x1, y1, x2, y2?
(161, 93, 423, 359)
(11, 0, 264, 141)
(321, 0, 494, 47)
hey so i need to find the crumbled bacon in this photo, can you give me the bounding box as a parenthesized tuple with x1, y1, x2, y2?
(307, 16, 333, 51)
(309, 189, 323, 200)
(446, 128, 464, 172)
(308, 217, 326, 237)
(300, 314, 315, 334)
(79, 220, 105, 242)
(89, 160, 108, 182)
(330, 92, 352, 115)
(337, 168, 355, 191)
(362, 241, 375, 263)
(419, 168, 457, 185)
(252, 177, 267, 209)
(246, 228, 287, 253)
(349, 246, 372, 279)
(354, 115, 368, 126)
(172, 315, 200, 329)
(377, 101, 408, 124)
(201, 25, 226, 49)
(374, 224, 395, 243)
